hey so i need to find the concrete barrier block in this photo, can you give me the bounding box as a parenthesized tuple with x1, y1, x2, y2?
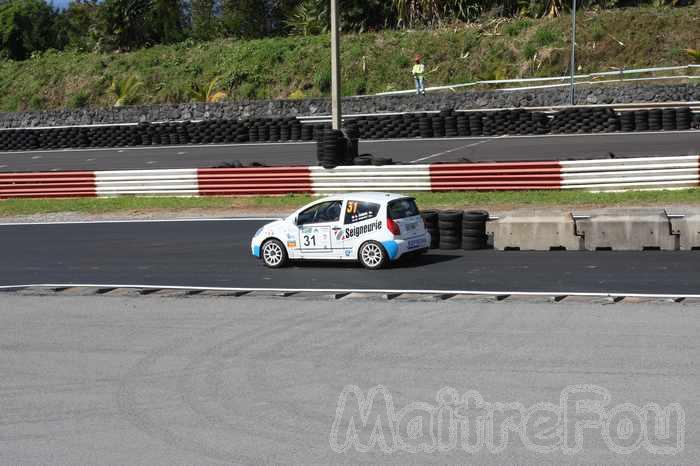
(670, 214, 700, 251)
(486, 212, 582, 251)
(573, 209, 677, 251)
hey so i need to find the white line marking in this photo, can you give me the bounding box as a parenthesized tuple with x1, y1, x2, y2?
(0, 218, 279, 226)
(0, 283, 697, 299)
(410, 138, 496, 163)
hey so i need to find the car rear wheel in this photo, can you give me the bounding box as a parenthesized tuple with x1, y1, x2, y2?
(359, 241, 388, 270)
(261, 239, 289, 268)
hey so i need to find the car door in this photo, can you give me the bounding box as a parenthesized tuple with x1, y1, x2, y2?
(340, 199, 383, 257)
(296, 200, 343, 258)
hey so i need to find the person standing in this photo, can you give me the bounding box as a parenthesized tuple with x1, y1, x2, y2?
(412, 55, 426, 96)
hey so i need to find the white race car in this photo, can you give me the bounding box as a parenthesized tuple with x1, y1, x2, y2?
(251, 192, 431, 269)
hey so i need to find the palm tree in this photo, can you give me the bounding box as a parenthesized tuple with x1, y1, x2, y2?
(109, 75, 143, 107)
(688, 49, 700, 64)
(190, 76, 227, 103)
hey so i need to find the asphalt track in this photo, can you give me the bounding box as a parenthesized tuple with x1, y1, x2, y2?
(1, 219, 699, 295)
(0, 130, 698, 172)
(1, 295, 697, 465)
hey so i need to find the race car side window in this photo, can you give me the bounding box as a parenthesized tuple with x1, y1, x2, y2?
(297, 201, 342, 225)
(388, 198, 420, 219)
(345, 201, 380, 224)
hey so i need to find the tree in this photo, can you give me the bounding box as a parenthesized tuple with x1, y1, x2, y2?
(98, 0, 152, 51)
(284, 0, 394, 35)
(0, 0, 59, 60)
(191, 0, 217, 40)
(221, 0, 266, 38)
(148, 0, 186, 44)
(56, 0, 100, 52)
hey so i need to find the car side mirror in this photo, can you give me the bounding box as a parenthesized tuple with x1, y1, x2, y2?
(294, 216, 300, 226)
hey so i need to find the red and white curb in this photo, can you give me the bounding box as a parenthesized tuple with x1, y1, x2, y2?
(1, 155, 698, 199)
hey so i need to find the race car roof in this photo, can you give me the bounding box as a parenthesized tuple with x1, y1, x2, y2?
(318, 192, 408, 204)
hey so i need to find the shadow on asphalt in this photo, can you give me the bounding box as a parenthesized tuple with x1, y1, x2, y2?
(287, 253, 462, 270)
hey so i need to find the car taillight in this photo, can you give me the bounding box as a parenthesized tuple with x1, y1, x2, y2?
(387, 217, 401, 235)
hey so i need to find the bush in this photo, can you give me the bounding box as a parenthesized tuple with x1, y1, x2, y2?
(504, 18, 532, 37)
(67, 90, 90, 108)
(313, 64, 332, 93)
(533, 24, 562, 47)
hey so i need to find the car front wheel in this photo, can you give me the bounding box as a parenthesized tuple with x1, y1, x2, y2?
(261, 239, 289, 268)
(358, 241, 388, 270)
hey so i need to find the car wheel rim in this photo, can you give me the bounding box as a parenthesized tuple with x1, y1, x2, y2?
(263, 242, 283, 266)
(362, 244, 382, 267)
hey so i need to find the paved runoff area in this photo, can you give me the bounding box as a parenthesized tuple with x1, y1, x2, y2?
(0, 294, 697, 465)
(0, 130, 698, 172)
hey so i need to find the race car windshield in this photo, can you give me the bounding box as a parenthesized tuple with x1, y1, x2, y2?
(388, 198, 419, 220)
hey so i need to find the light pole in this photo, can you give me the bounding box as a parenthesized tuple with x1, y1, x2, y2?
(570, 0, 577, 106)
(330, 0, 342, 130)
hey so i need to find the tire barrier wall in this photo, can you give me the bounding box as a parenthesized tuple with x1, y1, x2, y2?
(0, 156, 698, 199)
(0, 107, 698, 152)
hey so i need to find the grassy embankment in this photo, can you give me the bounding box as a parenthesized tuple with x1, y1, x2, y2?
(2, 189, 700, 217)
(0, 5, 697, 112)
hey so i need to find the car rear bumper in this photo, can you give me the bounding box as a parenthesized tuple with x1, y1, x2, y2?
(383, 233, 431, 260)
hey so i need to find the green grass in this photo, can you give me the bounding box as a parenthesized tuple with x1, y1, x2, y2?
(0, 4, 698, 111)
(2, 190, 700, 217)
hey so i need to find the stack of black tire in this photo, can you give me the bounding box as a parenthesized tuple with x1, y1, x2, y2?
(634, 110, 650, 132)
(482, 109, 551, 136)
(344, 122, 360, 164)
(461, 210, 489, 250)
(317, 128, 346, 169)
(418, 114, 433, 138)
(550, 108, 619, 134)
(662, 108, 677, 131)
(437, 210, 462, 250)
(468, 112, 484, 136)
(619, 111, 635, 132)
(431, 115, 446, 138)
(676, 107, 692, 131)
(420, 210, 440, 249)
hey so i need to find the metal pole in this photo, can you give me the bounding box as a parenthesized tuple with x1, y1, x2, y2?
(570, 0, 577, 106)
(330, 0, 342, 130)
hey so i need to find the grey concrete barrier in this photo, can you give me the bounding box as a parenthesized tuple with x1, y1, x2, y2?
(486, 211, 583, 251)
(486, 208, 700, 251)
(572, 209, 677, 251)
(670, 213, 700, 251)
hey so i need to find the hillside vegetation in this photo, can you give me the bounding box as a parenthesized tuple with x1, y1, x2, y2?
(0, 4, 698, 112)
